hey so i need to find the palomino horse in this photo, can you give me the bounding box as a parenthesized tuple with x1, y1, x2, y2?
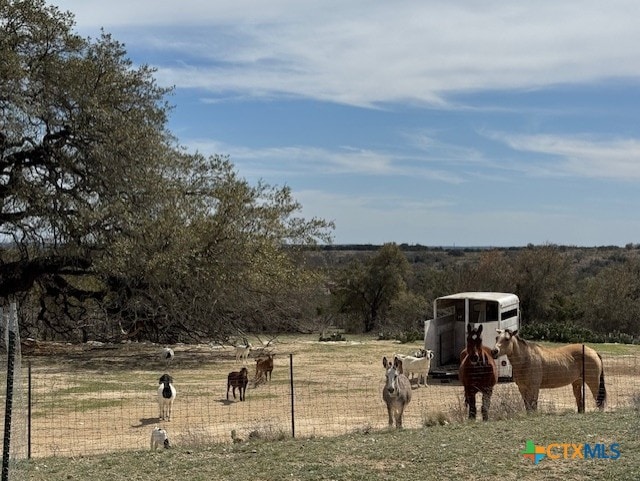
(382, 356, 412, 429)
(459, 324, 497, 421)
(491, 329, 606, 413)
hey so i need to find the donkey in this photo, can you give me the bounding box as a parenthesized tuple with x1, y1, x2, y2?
(382, 356, 412, 429)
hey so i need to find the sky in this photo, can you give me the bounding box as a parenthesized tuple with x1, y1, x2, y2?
(47, 1, 640, 247)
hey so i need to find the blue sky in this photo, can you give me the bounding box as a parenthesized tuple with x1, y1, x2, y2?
(49, 1, 640, 247)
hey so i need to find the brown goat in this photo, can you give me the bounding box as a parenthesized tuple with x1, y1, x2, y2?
(254, 354, 275, 382)
(227, 367, 248, 401)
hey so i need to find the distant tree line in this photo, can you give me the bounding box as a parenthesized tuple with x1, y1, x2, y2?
(323, 243, 640, 343)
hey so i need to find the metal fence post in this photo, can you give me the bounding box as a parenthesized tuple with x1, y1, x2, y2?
(28, 362, 32, 459)
(289, 353, 295, 438)
(581, 344, 586, 413)
(2, 303, 17, 481)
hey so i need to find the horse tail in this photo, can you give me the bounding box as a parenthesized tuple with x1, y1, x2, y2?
(596, 353, 607, 409)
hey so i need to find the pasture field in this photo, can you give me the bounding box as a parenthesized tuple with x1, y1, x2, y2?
(7, 334, 640, 480)
(16, 409, 640, 480)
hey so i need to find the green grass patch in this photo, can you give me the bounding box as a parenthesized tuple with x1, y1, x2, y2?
(588, 342, 640, 356)
(522, 340, 640, 358)
(31, 397, 125, 416)
(16, 409, 640, 481)
(56, 382, 115, 396)
(73, 398, 125, 412)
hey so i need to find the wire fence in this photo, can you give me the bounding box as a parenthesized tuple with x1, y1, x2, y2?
(2, 341, 640, 458)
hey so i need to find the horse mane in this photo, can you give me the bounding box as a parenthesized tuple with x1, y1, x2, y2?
(508, 329, 544, 352)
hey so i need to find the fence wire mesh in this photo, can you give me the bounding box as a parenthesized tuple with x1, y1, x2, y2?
(1, 339, 639, 458)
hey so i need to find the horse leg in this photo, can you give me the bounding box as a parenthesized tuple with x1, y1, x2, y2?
(481, 387, 493, 421)
(395, 405, 404, 429)
(518, 384, 538, 412)
(572, 380, 584, 413)
(465, 387, 477, 420)
(585, 365, 606, 411)
(529, 389, 539, 411)
(386, 403, 394, 427)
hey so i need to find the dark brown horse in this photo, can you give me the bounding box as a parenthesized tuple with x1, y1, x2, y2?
(459, 324, 497, 421)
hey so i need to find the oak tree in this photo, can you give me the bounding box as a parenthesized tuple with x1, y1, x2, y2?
(1, 0, 333, 341)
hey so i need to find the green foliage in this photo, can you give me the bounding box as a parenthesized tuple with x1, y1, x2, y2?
(514, 244, 572, 322)
(520, 321, 602, 343)
(578, 258, 640, 336)
(396, 330, 423, 344)
(520, 321, 639, 344)
(605, 331, 639, 344)
(330, 244, 640, 338)
(331, 243, 411, 332)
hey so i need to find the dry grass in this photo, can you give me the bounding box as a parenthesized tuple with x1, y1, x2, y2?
(12, 335, 640, 460)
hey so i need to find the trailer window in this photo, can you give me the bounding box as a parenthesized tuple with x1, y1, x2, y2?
(486, 302, 498, 322)
(471, 301, 498, 322)
(501, 308, 518, 320)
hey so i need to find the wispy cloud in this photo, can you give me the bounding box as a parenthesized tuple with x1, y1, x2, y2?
(185, 139, 468, 184)
(403, 130, 486, 164)
(45, 0, 640, 246)
(52, 0, 640, 107)
(490, 133, 640, 181)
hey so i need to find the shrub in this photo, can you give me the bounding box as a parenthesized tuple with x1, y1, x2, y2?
(318, 332, 346, 342)
(376, 329, 422, 343)
(520, 321, 603, 343)
(521, 321, 639, 344)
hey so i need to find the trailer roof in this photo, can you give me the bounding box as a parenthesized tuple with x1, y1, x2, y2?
(435, 292, 519, 308)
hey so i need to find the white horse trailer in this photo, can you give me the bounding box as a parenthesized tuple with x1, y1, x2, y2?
(424, 292, 520, 381)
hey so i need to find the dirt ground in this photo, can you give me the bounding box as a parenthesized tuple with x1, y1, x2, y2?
(6, 336, 640, 458)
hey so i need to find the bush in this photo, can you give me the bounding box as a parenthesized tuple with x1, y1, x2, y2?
(319, 331, 346, 342)
(520, 322, 639, 344)
(605, 330, 640, 344)
(376, 329, 422, 343)
(397, 330, 423, 344)
(520, 321, 602, 343)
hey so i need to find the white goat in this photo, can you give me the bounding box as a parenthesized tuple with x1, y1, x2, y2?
(157, 374, 176, 421)
(393, 350, 434, 386)
(150, 427, 170, 450)
(234, 342, 253, 364)
(411, 348, 428, 358)
(161, 347, 174, 367)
